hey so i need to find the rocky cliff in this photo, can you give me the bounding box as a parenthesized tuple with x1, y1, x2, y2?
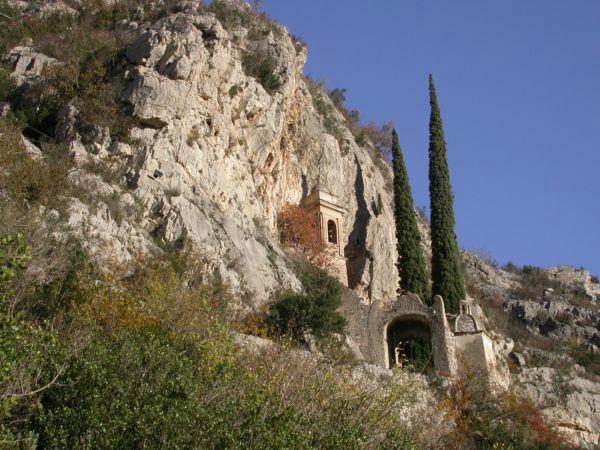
(463, 254, 600, 448)
(4, 0, 399, 312)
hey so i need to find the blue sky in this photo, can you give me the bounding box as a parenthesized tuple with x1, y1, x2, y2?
(259, 0, 600, 276)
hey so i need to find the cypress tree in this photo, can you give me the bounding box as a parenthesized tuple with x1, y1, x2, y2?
(428, 75, 465, 313)
(391, 129, 430, 302)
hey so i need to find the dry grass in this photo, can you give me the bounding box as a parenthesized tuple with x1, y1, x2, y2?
(439, 370, 571, 449)
(235, 340, 445, 449)
(0, 119, 70, 209)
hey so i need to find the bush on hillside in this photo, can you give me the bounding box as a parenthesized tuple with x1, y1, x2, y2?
(207, 0, 284, 94)
(277, 203, 333, 268)
(0, 200, 89, 324)
(305, 77, 394, 157)
(0, 119, 70, 208)
(14, 249, 419, 448)
(304, 77, 351, 152)
(0, 233, 64, 446)
(267, 267, 346, 340)
(35, 324, 421, 450)
(208, 0, 280, 36)
(0, 232, 29, 294)
(36, 327, 210, 449)
(441, 372, 569, 449)
(1, 226, 562, 449)
(503, 263, 571, 301)
(1, 311, 64, 446)
(0, 0, 142, 141)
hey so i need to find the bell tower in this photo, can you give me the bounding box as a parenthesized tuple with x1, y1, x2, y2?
(302, 184, 348, 286)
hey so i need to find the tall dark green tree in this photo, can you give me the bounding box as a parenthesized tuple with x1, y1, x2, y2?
(427, 75, 465, 313)
(391, 130, 430, 302)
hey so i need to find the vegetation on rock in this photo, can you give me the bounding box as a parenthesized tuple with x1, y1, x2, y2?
(0, 118, 70, 209)
(0, 0, 142, 142)
(0, 240, 428, 448)
(443, 371, 569, 449)
(305, 76, 394, 160)
(428, 75, 465, 313)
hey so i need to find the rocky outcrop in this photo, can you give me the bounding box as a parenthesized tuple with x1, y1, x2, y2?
(463, 250, 600, 447)
(2, 42, 58, 87)
(546, 266, 600, 302)
(515, 367, 600, 448)
(504, 297, 599, 345)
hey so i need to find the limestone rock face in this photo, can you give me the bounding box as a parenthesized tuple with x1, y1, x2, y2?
(463, 250, 600, 447)
(516, 367, 600, 449)
(8, 4, 398, 311)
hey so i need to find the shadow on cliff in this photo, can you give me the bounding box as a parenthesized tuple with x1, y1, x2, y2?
(345, 156, 371, 290)
(301, 172, 309, 199)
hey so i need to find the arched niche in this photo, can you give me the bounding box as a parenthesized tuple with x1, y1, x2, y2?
(327, 220, 337, 244)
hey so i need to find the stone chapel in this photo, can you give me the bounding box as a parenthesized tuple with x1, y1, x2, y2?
(302, 184, 498, 382)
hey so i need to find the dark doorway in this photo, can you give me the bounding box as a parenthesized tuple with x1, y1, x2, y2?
(386, 318, 433, 373)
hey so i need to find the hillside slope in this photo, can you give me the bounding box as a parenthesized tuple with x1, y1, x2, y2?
(1, 0, 598, 448)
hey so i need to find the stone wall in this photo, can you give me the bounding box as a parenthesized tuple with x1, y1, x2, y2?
(454, 332, 496, 378)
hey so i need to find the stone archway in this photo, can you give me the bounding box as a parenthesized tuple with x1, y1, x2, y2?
(367, 294, 457, 376)
(385, 316, 433, 372)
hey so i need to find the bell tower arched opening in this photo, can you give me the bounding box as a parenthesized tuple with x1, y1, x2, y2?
(327, 220, 337, 244)
(385, 317, 433, 373)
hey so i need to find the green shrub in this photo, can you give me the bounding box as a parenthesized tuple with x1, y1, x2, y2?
(208, 0, 281, 38)
(36, 323, 418, 449)
(36, 327, 210, 449)
(0, 232, 30, 295)
(0, 243, 428, 448)
(0, 233, 65, 446)
(24, 240, 88, 321)
(267, 267, 346, 340)
(0, 311, 64, 446)
(0, 65, 11, 100)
